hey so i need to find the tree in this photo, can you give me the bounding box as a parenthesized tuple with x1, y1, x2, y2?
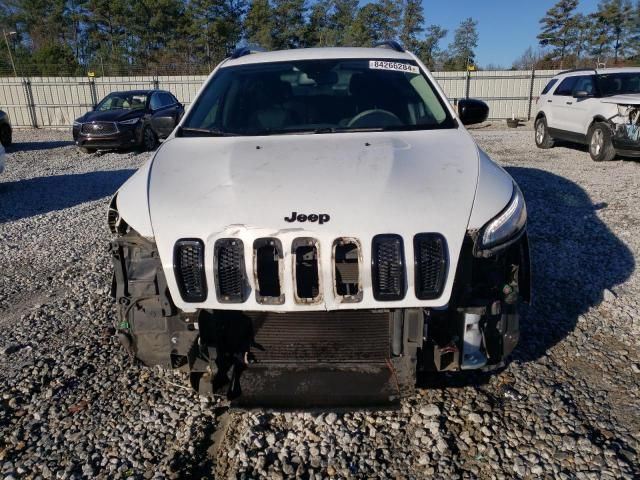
(83, 0, 131, 69)
(595, 0, 634, 63)
(348, 0, 401, 46)
(332, 0, 358, 46)
(127, 0, 189, 66)
(271, 0, 307, 49)
(511, 46, 545, 70)
(244, 0, 274, 49)
(444, 17, 478, 70)
(305, 0, 332, 46)
(188, 0, 246, 65)
(418, 25, 447, 69)
(571, 13, 591, 64)
(400, 0, 425, 53)
(537, 0, 579, 67)
(30, 43, 80, 75)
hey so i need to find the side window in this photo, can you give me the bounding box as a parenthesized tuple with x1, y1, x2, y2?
(573, 76, 595, 95)
(150, 93, 162, 110)
(160, 92, 175, 106)
(541, 79, 558, 95)
(554, 77, 578, 96)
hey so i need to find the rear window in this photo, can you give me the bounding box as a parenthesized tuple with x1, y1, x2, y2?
(181, 58, 455, 136)
(541, 79, 558, 95)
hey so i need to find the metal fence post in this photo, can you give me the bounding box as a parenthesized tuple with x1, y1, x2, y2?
(465, 70, 471, 99)
(88, 78, 98, 107)
(527, 68, 536, 121)
(23, 79, 38, 128)
(153, 76, 159, 90)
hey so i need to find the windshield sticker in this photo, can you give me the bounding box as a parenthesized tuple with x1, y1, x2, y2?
(369, 60, 419, 74)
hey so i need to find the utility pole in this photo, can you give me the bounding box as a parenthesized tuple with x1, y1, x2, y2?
(2, 30, 18, 77)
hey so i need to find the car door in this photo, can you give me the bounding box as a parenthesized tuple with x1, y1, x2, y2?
(149, 92, 177, 138)
(548, 76, 578, 132)
(565, 75, 598, 136)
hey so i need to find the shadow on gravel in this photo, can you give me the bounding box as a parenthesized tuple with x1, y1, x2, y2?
(419, 167, 634, 389)
(6, 140, 73, 152)
(507, 166, 635, 363)
(0, 169, 135, 223)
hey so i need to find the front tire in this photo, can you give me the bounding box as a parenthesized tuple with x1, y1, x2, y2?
(78, 147, 96, 154)
(588, 122, 616, 162)
(141, 126, 157, 151)
(534, 117, 554, 149)
(0, 125, 11, 147)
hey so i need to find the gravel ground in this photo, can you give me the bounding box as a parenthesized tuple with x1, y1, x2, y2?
(0, 126, 639, 479)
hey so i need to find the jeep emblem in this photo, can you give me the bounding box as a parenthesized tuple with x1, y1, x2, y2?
(284, 211, 330, 224)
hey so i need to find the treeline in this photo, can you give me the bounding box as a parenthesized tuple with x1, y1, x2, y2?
(514, 0, 640, 69)
(0, 0, 479, 76)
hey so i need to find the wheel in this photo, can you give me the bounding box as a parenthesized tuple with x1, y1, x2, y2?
(534, 117, 554, 149)
(78, 147, 96, 154)
(588, 122, 616, 162)
(0, 124, 11, 147)
(141, 126, 157, 151)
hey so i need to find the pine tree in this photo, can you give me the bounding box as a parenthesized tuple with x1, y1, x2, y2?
(188, 0, 246, 65)
(333, 0, 358, 46)
(445, 17, 478, 70)
(271, 0, 307, 49)
(595, 0, 634, 63)
(537, 0, 579, 67)
(244, 0, 274, 49)
(400, 0, 425, 52)
(305, 0, 332, 46)
(83, 0, 131, 70)
(418, 25, 447, 69)
(348, 0, 401, 46)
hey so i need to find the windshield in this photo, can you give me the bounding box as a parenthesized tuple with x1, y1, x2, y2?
(598, 73, 640, 96)
(97, 93, 148, 111)
(181, 58, 455, 135)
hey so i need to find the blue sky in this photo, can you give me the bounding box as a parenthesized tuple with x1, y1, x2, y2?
(421, 0, 601, 67)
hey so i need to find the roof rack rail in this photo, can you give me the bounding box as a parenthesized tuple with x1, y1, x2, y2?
(558, 68, 597, 75)
(374, 40, 404, 53)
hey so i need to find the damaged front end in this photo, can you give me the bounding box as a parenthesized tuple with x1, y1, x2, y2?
(108, 224, 530, 407)
(606, 102, 640, 155)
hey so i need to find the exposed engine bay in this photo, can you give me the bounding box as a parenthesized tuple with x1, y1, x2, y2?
(109, 229, 530, 407)
(611, 103, 640, 143)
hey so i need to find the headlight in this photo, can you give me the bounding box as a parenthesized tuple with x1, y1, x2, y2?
(73, 121, 81, 127)
(475, 184, 527, 256)
(119, 118, 140, 125)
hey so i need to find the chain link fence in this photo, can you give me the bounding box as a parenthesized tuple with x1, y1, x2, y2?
(0, 65, 561, 128)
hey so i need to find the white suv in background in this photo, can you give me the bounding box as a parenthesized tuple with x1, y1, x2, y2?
(534, 68, 640, 161)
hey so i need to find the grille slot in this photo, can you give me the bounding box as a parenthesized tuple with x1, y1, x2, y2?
(174, 239, 207, 302)
(293, 238, 321, 303)
(334, 239, 362, 302)
(80, 122, 117, 136)
(254, 238, 284, 304)
(414, 233, 448, 299)
(214, 239, 249, 303)
(371, 234, 406, 301)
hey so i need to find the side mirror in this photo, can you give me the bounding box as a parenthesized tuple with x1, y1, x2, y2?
(458, 99, 489, 125)
(574, 90, 591, 98)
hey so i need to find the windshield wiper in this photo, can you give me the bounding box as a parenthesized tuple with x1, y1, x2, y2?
(176, 126, 242, 137)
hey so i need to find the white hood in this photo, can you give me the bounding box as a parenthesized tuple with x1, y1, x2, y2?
(601, 94, 640, 105)
(147, 129, 485, 311)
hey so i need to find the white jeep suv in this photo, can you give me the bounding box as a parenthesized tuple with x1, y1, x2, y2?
(534, 67, 640, 161)
(108, 45, 530, 406)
